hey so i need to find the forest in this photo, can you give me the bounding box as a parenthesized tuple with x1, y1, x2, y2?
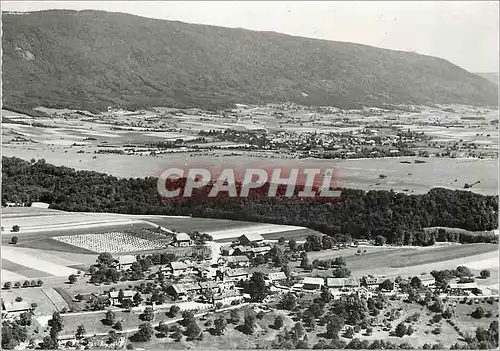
(2, 157, 498, 245)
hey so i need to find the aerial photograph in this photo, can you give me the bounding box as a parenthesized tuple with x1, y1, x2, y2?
(1, 1, 498, 350)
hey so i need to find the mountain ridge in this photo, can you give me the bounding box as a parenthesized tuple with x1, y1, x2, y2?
(2, 9, 498, 112)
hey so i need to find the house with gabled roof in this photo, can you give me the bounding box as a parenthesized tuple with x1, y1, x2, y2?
(173, 233, 193, 247)
(238, 233, 264, 246)
(302, 277, 325, 291)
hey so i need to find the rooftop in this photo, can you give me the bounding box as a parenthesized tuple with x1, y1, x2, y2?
(2, 300, 31, 313)
(225, 256, 250, 263)
(267, 272, 287, 281)
(175, 232, 192, 241)
(239, 233, 264, 242)
(170, 261, 188, 270)
(109, 290, 135, 299)
(117, 255, 136, 265)
(302, 277, 325, 286)
(226, 269, 250, 277)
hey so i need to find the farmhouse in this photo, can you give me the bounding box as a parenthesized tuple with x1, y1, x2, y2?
(196, 266, 217, 279)
(199, 281, 220, 293)
(250, 246, 272, 255)
(222, 255, 251, 268)
(115, 255, 136, 271)
(267, 272, 287, 284)
(447, 282, 479, 293)
(173, 233, 193, 247)
(238, 233, 264, 246)
(168, 284, 187, 300)
(221, 269, 250, 282)
(362, 276, 385, 289)
(302, 277, 325, 291)
(326, 277, 360, 289)
(108, 290, 135, 305)
(419, 274, 436, 287)
(163, 261, 189, 276)
(232, 245, 253, 256)
(1, 299, 32, 317)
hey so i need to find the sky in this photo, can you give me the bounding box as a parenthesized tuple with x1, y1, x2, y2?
(2, 1, 499, 72)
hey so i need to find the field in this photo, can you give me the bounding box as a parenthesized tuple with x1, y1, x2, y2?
(3, 146, 497, 195)
(303, 243, 499, 278)
(53, 231, 171, 253)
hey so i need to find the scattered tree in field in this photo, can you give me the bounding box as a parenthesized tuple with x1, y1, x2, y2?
(2, 320, 29, 349)
(113, 321, 123, 331)
(374, 235, 386, 246)
(12, 226, 20, 233)
(279, 292, 297, 310)
(104, 310, 116, 326)
(214, 315, 227, 335)
(157, 321, 169, 336)
(22, 280, 30, 288)
(4, 282, 12, 289)
(281, 264, 291, 280)
(135, 323, 154, 342)
(278, 236, 286, 244)
(244, 310, 257, 334)
(186, 320, 201, 340)
(248, 272, 268, 302)
(274, 315, 284, 329)
(395, 323, 408, 337)
(480, 270, 491, 279)
(41, 335, 58, 350)
(19, 312, 32, 326)
(10, 236, 18, 244)
(107, 330, 119, 344)
(379, 279, 394, 291)
(97, 252, 114, 265)
(140, 307, 154, 321)
(182, 311, 195, 326)
(133, 292, 143, 306)
(300, 255, 311, 270)
(230, 310, 240, 324)
(170, 325, 183, 342)
(344, 327, 355, 338)
(14, 282, 21, 289)
(472, 307, 486, 319)
(169, 304, 180, 317)
(410, 276, 423, 289)
(68, 274, 77, 284)
(48, 312, 64, 334)
(37, 280, 43, 287)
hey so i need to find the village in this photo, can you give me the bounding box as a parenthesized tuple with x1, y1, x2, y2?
(2, 227, 498, 350)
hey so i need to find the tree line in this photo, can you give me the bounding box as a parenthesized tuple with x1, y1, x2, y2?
(2, 157, 497, 246)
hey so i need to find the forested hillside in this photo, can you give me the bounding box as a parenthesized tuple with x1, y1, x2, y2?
(2, 10, 498, 112)
(2, 157, 498, 245)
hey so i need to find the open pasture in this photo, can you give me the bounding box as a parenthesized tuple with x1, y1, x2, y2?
(3, 146, 497, 195)
(2, 245, 79, 279)
(345, 243, 498, 277)
(53, 231, 170, 253)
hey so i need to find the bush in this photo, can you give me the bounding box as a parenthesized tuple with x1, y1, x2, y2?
(480, 270, 491, 279)
(472, 307, 485, 319)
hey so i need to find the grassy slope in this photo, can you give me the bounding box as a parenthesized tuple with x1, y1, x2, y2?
(2, 10, 498, 112)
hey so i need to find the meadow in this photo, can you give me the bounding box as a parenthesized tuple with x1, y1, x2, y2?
(3, 146, 497, 195)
